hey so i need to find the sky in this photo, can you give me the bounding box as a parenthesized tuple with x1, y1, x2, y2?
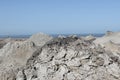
(0, 0, 120, 35)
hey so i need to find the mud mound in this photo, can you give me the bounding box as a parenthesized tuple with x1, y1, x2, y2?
(0, 33, 52, 80)
(94, 31, 120, 44)
(84, 35, 96, 41)
(16, 37, 120, 80)
(94, 31, 120, 53)
(28, 33, 53, 47)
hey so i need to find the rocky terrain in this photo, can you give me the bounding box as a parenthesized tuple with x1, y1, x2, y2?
(0, 32, 120, 80)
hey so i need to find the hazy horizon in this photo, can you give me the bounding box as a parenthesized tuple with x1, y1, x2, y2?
(0, 0, 120, 35)
(0, 33, 105, 38)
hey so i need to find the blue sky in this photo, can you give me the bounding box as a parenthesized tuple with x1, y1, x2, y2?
(0, 0, 120, 35)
